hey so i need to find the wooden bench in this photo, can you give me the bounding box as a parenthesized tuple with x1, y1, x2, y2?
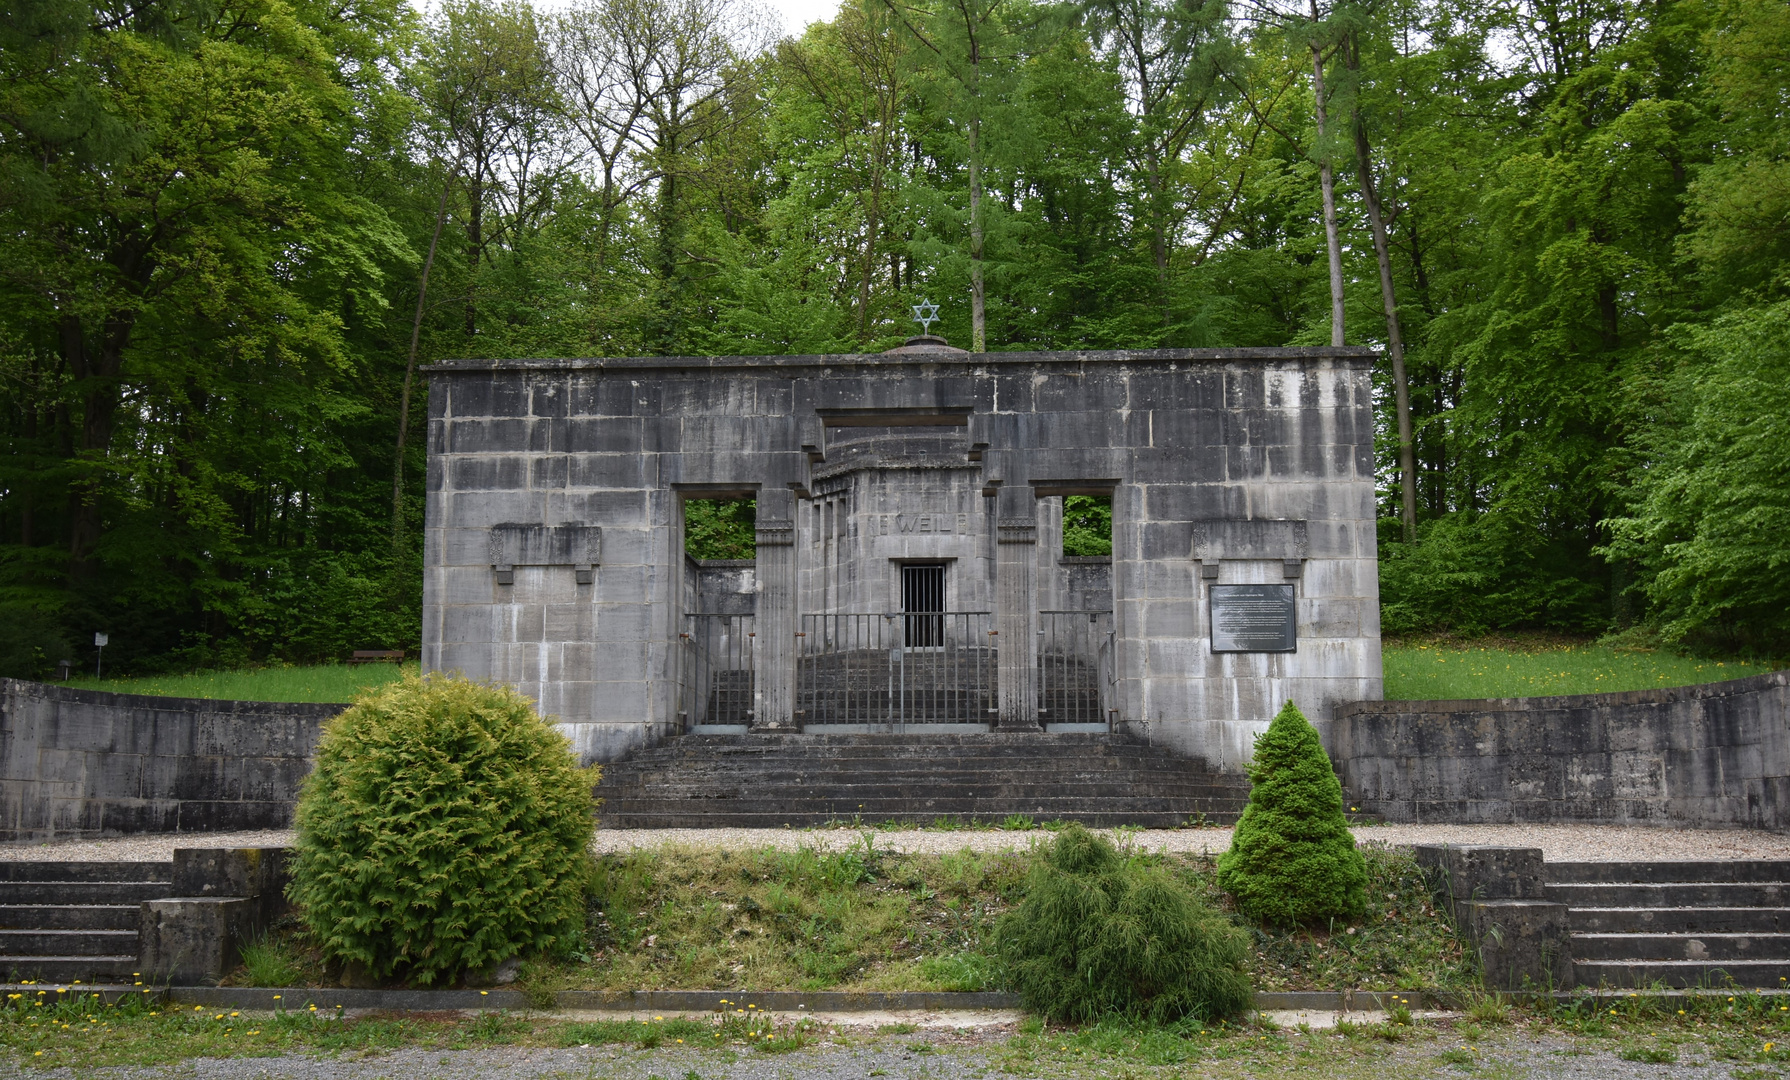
(349, 650, 405, 664)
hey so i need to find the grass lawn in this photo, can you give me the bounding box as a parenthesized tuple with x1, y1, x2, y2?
(51, 639, 1781, 706)
(230, 844, 1472, 996)
(59, 662, 415, 704)
(1382, 637, 1773, 700)
(12, 984, 1790, 1075)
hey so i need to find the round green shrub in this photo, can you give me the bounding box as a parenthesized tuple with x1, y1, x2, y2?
(288, 673, 597, 985)
(995, 824, 1253, 1024)
(1216, 699, 1367, 925)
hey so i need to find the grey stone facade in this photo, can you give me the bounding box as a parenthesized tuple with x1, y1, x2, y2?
(422, 344, 1385, 766)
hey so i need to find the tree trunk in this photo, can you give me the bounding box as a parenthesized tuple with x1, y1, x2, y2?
(63, 312, 132, 576)
(1309, 1, 1344, 348)
(465, 169, 483, 339)
(1347, 36, 1418, 542)
(393, 177, 455, 551)
(969, 113, 986, 352)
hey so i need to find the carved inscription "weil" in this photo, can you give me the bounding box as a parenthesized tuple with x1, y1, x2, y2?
(862, 512, 972, 537)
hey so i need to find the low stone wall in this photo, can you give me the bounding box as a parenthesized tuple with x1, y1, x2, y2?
(1331, 670, 1790, 829)
(0, 679, 344, 842)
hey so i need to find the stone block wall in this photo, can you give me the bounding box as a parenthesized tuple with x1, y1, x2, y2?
(424, 348, 1385, 765)
(0, 679, 340, 841)
(1330, 671, 1790, 829)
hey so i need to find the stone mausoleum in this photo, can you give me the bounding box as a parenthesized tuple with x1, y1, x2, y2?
(421, 333, 1383, 784)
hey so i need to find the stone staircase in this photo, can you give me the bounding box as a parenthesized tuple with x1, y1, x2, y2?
(598, 731, 1253, 828)
(0, 861, 167, 983)
(1550, 860, 1790, 988)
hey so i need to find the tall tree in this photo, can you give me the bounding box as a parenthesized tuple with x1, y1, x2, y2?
(879, 0, 1034, 350)
(1341, 22, 1416, 540)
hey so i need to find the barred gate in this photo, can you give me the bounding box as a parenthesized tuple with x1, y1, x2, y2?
(677, 614, 755, 730)
(1037, 610, 1115, 729)
(796, 612, 995, 727)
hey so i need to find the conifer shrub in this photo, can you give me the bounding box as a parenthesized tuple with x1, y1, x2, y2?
(1216, 699, 1368, 925)
(994, 824, 1252, 1024)
(289, 674, 597, 985)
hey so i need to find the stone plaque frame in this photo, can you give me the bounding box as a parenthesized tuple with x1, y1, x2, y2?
(1209, 583, 1296, 653)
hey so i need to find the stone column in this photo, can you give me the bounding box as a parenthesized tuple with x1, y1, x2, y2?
(995, 486, 1039, 731)
(752, 488, 798, 731)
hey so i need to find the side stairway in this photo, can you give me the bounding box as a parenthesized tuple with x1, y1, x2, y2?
(597, 731, 1253, 828)
(0, 861, 170, 983)
(1549, 860, 1790, 988)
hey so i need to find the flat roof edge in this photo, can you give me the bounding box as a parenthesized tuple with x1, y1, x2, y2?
(422, 346, 1378, 374)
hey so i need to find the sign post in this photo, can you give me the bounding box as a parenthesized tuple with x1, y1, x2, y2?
(94, 632, 108, 678)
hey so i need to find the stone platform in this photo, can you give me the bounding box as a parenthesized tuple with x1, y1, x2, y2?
(595, 732, 1253, 828)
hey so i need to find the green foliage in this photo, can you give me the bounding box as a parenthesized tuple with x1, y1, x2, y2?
(6, 0, 1790, 671)
(683, 499, 756, 560)
(238, 938, 306, 988)
(66, 662, 414, 703)
(917, 951, 996, 991)
(1603, 302, 1790, 657)
(1217, 701, 1366, 926)
(288, 674, 596, 986)
(995, 824, 1252, 1024)
(576, 843, 1026, 991)
(1383, 638, 1767, 700)
(1062, 495, 1112, 557)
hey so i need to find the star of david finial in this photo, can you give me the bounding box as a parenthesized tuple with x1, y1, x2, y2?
(911, 299, 940, 334)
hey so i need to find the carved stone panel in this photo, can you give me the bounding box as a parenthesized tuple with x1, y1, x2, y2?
(488, 524, 602, 584)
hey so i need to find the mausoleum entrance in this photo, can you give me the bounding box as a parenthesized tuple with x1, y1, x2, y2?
(677, 411, 1116, 733)
(421, 337, 1382, 766)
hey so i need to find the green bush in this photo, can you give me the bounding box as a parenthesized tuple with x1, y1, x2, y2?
(288, 674, 597, 985)
(1217, 700, 1367, 925)
(995, 825, 1252, 1024)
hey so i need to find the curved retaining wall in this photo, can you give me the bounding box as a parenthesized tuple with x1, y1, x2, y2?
(0, 679, 345, 842)
(1330, 670, 1790, 829)
(7, 669, 1788, 838)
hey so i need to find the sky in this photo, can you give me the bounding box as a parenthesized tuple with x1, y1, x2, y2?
(765, 0, 843, 35)
(409, 0, 844, 40)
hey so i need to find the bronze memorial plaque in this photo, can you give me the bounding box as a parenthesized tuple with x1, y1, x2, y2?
(1209, 584, 1296, 652)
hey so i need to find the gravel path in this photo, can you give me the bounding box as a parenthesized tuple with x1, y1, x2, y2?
(6, 823, 1790, 863)
(20, 1027, 1740, 1080)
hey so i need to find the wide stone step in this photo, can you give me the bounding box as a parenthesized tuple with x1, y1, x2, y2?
(1571, 959, 1790, 989)
(0, 929, 139, 958)
(0, 905, 139, 931)
(1570, 907, 1790, 934)
(605, 764, 1244, 783)
(600, 810, 1243, 828)
(638, 734, 1152, 753)
(1549, 862, 1790, 885)
(610, 790, 1238, 806)
(599, 731, 1248, 828)
(606, 751, 1247, 771)
(601, 781, 1249, 802)
(0, 882, 171, 906)
(0, 862, 172, 883)
(1547, 882, 1790, 908)
(0, 955, 139, 982)
(1572, 932, 1790, 962)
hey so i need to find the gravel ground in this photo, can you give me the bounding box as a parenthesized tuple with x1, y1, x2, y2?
(12, 1027, 1747, 1080)
(6, 823, 1790, 862)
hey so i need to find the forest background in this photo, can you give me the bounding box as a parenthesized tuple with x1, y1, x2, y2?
(3, 0, 1788, 677)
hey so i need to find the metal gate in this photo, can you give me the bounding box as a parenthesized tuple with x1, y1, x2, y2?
(1037, 610, 1115, 729)
(796, 612, 994, 728)
(677, 613, 755, 730)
